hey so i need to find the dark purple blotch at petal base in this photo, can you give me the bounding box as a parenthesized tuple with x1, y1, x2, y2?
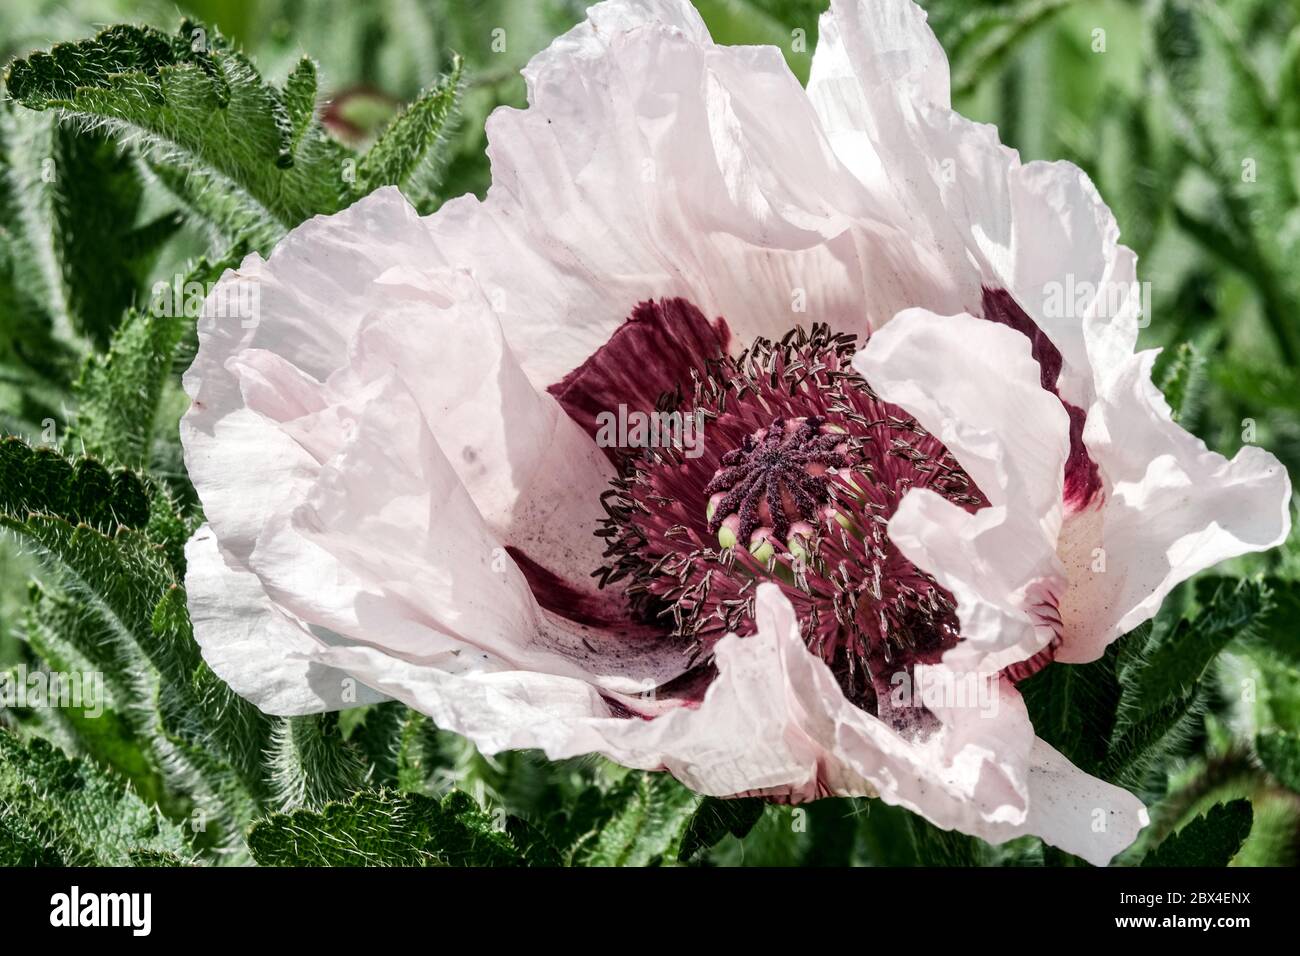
(981, 288, 1102, 510)
(505, 545, 654, 638)
(548, 297, 730, 457)
(506, 298, 726, 640)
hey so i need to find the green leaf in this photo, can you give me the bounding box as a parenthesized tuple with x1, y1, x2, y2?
(1095, 90, 1175, 261)
(142, 156, 281, 250)
(1155, 1, 1297, 230)
(0, 108, 108, 366)
(268, 713, 367, 810)
(150, 585, 272, 810)
(679, 796, 765, 861)
(1154, 340, 1208, 425)
(1238, 575, 1300, 668)
(416, 730, 593, 823)
(520, 775, 618, 865)
(72, 307, 189, 469)
(47, 126, 182, 349)
(279, 57, 320, 155)
(1281, 24, 1300, 131)
(3, 518, 176, 665)
(906, 812, 988, 867)
(503, 814, 565, 868)
(0, 101, 86, 430)
(1140, 798, 1252, 866)
(1154, 0, 1300, 363)
(1255, 730, 1300, 791)
(1097, 579, 1273, 794)
(0, 729, 190, 866)
(2, 104, 181, 351)
(0, 812, 68, 866)
(342, 701, 408, 788)
(853, 799, 924, 866)
(1104, 691, 1205, 792)
(0, 436, 150, 530)
(73, 245, 246, 471)
(5, 22, 361, 237)
(926, 0, 1080, 97)
(129, 848, 188, 866)
(22, 583, 169, 810)
(357, 56, 463, 207)
(1114, 578, 1272, 739)
(578, 772, 700, 866)
(2, 501, 270, 853)
(247, 789, 525, 866)
(392, 713, 436, 793)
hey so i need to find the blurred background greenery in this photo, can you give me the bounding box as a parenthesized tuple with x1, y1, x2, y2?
(0, 0, 1297, 866)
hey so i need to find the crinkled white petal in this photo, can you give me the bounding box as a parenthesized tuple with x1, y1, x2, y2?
(303, 584, 1141, 864)
(808, 0, 1136, 410)
(1055, 351, 1293, 662)
(181, 189, 680, 700)
(193, 555, 1143, 863)
(984, 736, 1149, 866)
(854, 310, 1069, 672)
(183, 189, 614, 589)
(811, 0, 1291, 666)
(423, 0, 973, 389)
(347, 263, 618, 590)
(806, 0, 954, 234)
(184, 527, 389, 715)
(250, 372, 538, 666)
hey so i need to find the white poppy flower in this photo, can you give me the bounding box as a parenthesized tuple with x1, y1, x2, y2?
(180, 0, 1291, 865)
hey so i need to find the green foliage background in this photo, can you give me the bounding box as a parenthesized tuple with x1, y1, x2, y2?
(0, 0, 1297, 867)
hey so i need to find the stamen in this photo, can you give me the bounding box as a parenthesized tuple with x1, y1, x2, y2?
(596, 321, 990, 714)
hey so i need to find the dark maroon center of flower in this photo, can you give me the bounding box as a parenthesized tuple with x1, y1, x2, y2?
(596, 323, 988, 713)
(705, 416, 849, 545)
